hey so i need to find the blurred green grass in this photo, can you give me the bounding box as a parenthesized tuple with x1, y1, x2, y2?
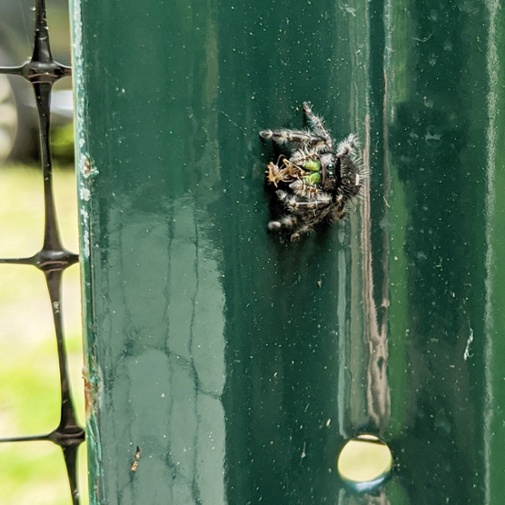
(0, 163, 88, 505)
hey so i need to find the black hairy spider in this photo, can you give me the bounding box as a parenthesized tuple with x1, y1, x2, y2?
(260, 102, 364, 241)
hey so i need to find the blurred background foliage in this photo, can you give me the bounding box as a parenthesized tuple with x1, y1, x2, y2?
(0, 159, 86, 505)
(0, 1, 82, 503)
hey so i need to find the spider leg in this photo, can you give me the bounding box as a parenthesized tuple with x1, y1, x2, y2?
(259, 128, 326, 149)
(290, 147, 321, 165)
(268, 214, 298, 231)
(276, 189, 331, 212)
(336, 133, 357, 157)
(289, 180, 331, 205)
(267, 212, 316, 242)
(289, 224, 314, 242)
(303, 102, 333, 149)
(327, 203, 346, 222)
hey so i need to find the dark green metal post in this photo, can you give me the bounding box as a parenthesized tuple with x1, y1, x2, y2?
(71, 0, 505, 503)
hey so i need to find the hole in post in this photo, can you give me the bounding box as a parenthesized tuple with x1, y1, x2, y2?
(337, 434, 393, 491)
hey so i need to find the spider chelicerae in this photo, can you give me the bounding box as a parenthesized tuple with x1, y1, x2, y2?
(260, 102, 364, 241)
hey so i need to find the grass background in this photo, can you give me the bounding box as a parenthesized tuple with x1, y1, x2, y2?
(0, 163, 88, 505)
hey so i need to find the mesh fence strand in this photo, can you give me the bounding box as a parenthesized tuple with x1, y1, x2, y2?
(0, 0, 85, 503)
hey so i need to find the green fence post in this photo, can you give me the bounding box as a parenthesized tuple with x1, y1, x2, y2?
(71, 0, 505, 503)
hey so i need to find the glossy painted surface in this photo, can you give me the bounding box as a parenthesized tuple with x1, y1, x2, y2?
(71, 0, 505, 503)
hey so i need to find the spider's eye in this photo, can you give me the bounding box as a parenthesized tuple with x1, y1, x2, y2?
(327, 163, 335, 176)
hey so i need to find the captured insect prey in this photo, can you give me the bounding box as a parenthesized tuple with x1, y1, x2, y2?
(259, 102, 364, 242)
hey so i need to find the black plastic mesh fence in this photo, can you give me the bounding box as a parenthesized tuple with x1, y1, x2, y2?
(0, 0, 85, 503)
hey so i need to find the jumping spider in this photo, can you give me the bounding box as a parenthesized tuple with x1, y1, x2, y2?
(260, 102, 363, 241)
